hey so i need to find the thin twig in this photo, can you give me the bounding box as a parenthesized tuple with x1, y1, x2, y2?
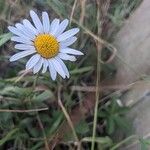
(0, 107, 48, 113)
(123, 130, 150, 149)
(15, 69, 32, 83)
(99, 47, 117, 64)
(57, 86, 81, 149)
(36, 112, 50, 150)
(79, 0, 86, 25)
(71, 85, 133, 92)
(69, 0, 78, 24)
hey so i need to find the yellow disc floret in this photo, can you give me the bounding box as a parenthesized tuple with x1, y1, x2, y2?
(34, 34, 59, 59)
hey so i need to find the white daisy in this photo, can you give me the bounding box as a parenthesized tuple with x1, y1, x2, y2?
(8, 10, 83, 80)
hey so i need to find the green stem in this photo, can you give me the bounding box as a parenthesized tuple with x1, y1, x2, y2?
(32, 73, 50, 150)
(110, 135, 138, 150)
(91, 47, 101, 150)
(91, 2, 101, 149)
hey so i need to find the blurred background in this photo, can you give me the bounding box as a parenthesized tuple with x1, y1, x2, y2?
(1, 0, 150, 150)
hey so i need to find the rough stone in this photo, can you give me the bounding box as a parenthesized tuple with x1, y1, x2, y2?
(111, 0, 150, 149)
(113, 0, 150, 85)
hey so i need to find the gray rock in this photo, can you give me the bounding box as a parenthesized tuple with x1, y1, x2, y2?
(113, 0, 150, 84)
(111, 0, 150, 149)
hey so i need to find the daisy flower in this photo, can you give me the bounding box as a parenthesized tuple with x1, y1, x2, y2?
(8, 10, 83, 80)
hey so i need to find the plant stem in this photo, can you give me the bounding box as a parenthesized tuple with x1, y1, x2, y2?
(33, 73, 50, 150)
(0, 107, 48, 113)
(58, 86, 80, 149)
(69, 0, 78, 24)
(110, 135, 138, 150)
(91, 43, 101, 150)
(91, 1, 101, 149)
(36, 112, 50, 150)
(33, 73, 39, 90)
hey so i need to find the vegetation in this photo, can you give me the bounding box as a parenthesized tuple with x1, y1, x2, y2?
(0, 0, 148, 150)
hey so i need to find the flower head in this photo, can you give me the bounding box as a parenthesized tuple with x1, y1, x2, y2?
(8, 10, 83, 80)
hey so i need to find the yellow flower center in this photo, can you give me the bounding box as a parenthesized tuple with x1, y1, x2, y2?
(34, 34, 59, 59)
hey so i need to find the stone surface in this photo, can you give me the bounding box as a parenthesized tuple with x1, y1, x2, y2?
(112, 0, 150, 85)
(122, 81, 150, 150)
(111, 0, 150, 149)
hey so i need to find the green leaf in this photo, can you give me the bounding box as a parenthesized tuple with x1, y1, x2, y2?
(0, 112, 12, 122)
(19, 118, 32, 128)
(110, 99, 119, 113)
(141, 142, 148, 150)
(116, 107, 129, 115)
(48, 111, 64, 136)
(33, 90, 53, 102)
(26, 121, 41, 137)
(75, 120, 89, 134)
(0, 0, 5, 14)
(110, 135, 137, 150)
(0, 128, 19, 146)
(114, 116, 130, 131)
(31, 141, 43, 150)
(70, 66, 93, 75)
(143, 139, 150, 145)
(0, 33, 12, 47)
(82, 136, 113, 146)
(107, 117, 115, 134)
(98, 109, 107, 118)
(46, 0, 67, 17)
(0, 86, 31, 98)
(140, 138, 150, 150)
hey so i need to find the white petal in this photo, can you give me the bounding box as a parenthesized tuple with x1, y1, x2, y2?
(15, 23, 35, 40)
(30, 10, 43, 33)
(33, 57, 43, 74)
(42, 12, 50, 33)
(57, 28, 79, 42)
(50, 19, 60, 36)
(10, 50, 35, 62)
(8, 26, 22, 35)
(48, 60, 57, 80)
(42, 59, 48, 73)
(26, 54, 41, 70)
(8, 26, 30, 40)
(60, 48, 84, 55)
(50, 58, 66, 79)
(23, 19, 39, 35)
(11, 36, 33, 45)
(58, 53, 76, 61)
(15, 44, 35, 50)
(55, 56, 69, 78)
(55, 19, 69, 37)
(59, 36, 77, 48)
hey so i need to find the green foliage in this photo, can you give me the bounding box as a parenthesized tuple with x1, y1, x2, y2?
(46, 0, 67, 17)
(108, 0, 142, 27)
(0, 0, 142, 149)
(0, 86, 32, 98)
(140, 138, 150, 150)
(0, 33, 12, 47)
(0, 128, 19, 146)
(0, 0, 5, 14)
(33, 90, 54, 103)
(82, 136, 113, 148)
(75, 120, 89, 135)
(99, 97, 130, 135)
